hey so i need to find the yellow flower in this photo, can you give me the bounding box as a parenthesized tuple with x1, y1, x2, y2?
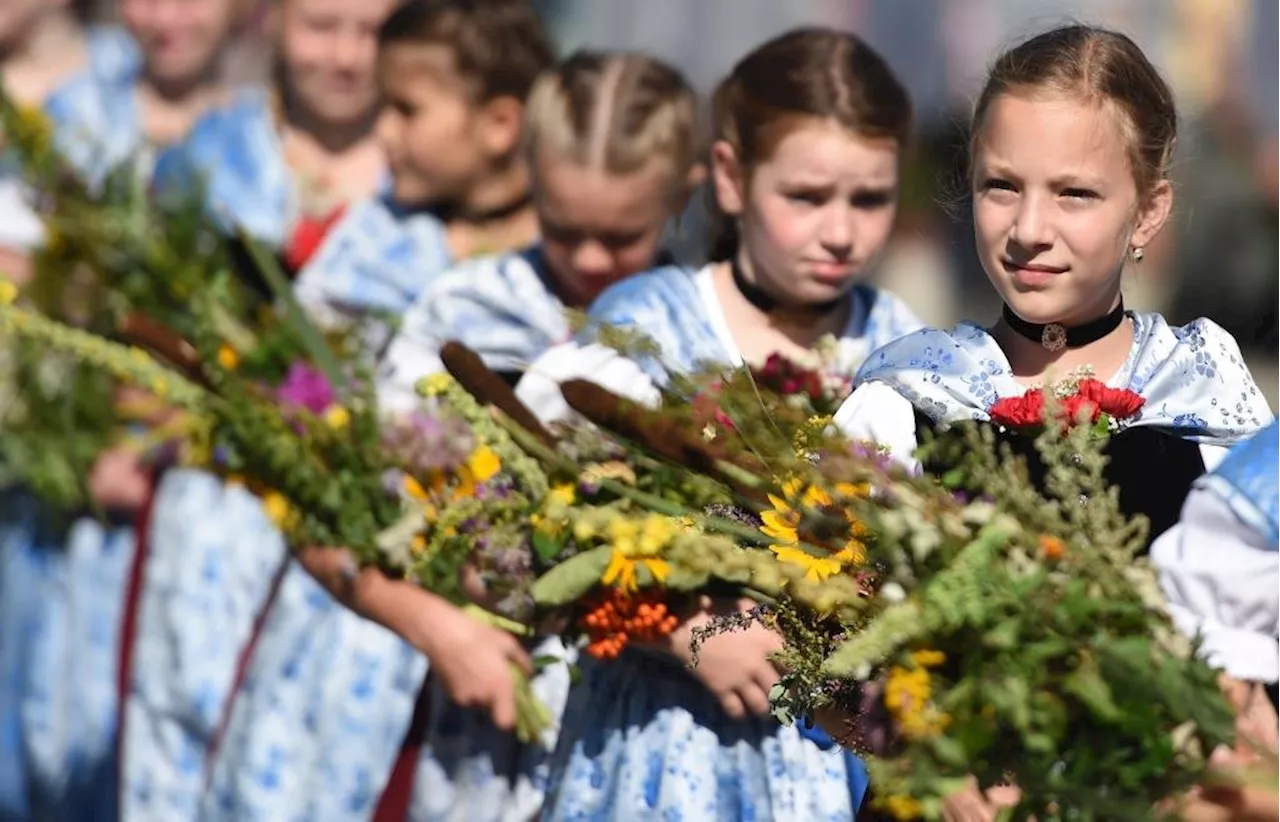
(261, 490, 296, 530)
(761, 477, 868, 580)
(323, 405, 350, 430)
(573, 520, 597, 542)
(638, 514, 676, 555)
(910, 649, 946, 668)
(403, 475, 429, 501)
(452, 446, 502, 499)
(880, 794, 923, 821)
(883, 663, 951, 741)
(217, 344, 240, 371)
(549, 483, 576, 507)
(152, 379, 169, 398)
(466, 446, 501, 484)
(0, 279, 17, 306)
(760, 508, 799, 544)
(419, 372, 454, 397)
(600, 515, 672, 591)
(769, 544, 842, 582)
(411, 533, 427, 554)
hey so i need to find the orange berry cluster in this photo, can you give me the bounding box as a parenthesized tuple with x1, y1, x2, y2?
(580, 588, 680, 660)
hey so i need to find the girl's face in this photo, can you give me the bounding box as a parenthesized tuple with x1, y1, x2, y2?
(375, 44, 522, 207)
(277, 0, 393, 127)
(534, 149, 683, 306)
(713, 118, 899, 306)
(971, 92, 1171, 326)
(119, 0, 240, 87)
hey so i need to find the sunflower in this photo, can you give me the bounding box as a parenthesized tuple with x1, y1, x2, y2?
(760, 478, 869, 581)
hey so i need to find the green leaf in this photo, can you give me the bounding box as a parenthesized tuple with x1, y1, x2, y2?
(983, 618, 1020, 650)
(928, 734, 969, 768)
(238, 231, 346, 391)
(529, 545, 612, 607)
(1063, 658, 1122, 722)
(531, 529, 565, 565)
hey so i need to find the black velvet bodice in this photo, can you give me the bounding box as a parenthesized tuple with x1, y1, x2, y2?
(913, 411, 1206, 553)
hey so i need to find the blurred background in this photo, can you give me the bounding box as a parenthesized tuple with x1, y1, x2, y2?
(96, 0, 1280, 404)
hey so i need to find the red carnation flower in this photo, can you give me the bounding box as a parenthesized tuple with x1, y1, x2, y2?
(989, 390, 1046, 428)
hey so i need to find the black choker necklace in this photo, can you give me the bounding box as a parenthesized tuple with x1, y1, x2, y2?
(1002, 301, 1127, 351)
(730, 256, 842, 316)
(433, 189, 533, 224)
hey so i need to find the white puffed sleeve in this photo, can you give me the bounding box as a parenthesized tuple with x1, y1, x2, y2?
(515, 342, 663, 426)
(832, 381, 921, 471)
(0, 178, 44, 250)
(1151, 486, 1280, 683)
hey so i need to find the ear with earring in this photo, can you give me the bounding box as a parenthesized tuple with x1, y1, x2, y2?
(1131, 246, 1144, 263)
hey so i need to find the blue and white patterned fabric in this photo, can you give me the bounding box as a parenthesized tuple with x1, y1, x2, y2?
(378, 245, 570, 411)
(530, 264, 921, 822)
(406, 635, 575, 822)
(119, 471, 289, 822)
(0, 25, 140, 822)
(116, 91, 295, 821)
(122, 102, 399, 821)
(187, 203, 456, 822)
(0, 25, 138, 250)
(43, 43, 148, 188)
(1152, 420, 1280, 683)
(151, 90, 294, 247)
(1201, 420, 1280, 550)
(84, 25, 142, 83)
(581, 265, 923, 390)
(293, 196, 452, 343)
(0, 491, 136, 822)
(839, 314, 1271, 457)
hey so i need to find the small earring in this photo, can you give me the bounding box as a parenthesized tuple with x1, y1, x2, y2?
(1131, 247, 1144, 263)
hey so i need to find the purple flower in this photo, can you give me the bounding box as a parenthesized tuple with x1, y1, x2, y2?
(277, 362, 335, 415)
(382, 469, 407, 496)
(382, 410, 475, 474)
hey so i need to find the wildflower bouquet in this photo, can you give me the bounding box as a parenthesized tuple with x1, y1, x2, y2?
(413, 343, 882, 660)
(0, 90, 258, 510)
(725, 400, 1237, 820)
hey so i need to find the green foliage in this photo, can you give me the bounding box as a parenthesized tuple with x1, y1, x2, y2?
(0, 90, 263, 510)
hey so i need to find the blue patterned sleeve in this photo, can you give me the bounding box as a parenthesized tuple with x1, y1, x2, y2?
(1129, 316, 1274, 444)
(43, 74, 140, 186)
(293, 198, 452, 328)
(151, 93, 294, 246)
(84, 26, 141, 82)
(579, 266, 724, 386)
(377, 248, 569, 411)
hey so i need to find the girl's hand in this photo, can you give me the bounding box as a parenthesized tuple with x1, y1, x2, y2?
(649, 596, 782, 719)
(87, 444, 153, 513)
(414, 601, 533, 731)
(296, 548, 533, 731)
(1222, 678, 1278, 760)
(941, 779, 1021, 822)
(1180, 752, 1279, 822)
